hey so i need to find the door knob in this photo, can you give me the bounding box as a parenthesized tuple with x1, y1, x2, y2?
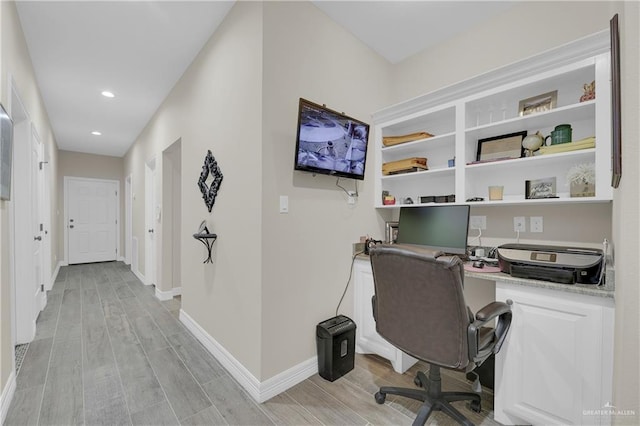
(34, 236, 42, 241)
(148, 229, 154, 233)
(70, 225, 74, 229)
(70, 219, 74, 222)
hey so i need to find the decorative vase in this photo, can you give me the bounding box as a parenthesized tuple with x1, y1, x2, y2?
(570, 180, 595, 197)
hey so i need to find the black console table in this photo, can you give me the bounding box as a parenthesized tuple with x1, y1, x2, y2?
(193, 233, 217, 263)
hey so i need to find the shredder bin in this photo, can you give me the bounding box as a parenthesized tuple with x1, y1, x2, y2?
(316, 315, 356, 381)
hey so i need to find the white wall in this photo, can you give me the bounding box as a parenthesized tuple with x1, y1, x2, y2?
(260, 1, 392, 379)
(0, 0, 59, 402)
(124, 1, 265, 376)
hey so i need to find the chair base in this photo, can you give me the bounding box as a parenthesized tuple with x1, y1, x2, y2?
(374, 366, 481, 426)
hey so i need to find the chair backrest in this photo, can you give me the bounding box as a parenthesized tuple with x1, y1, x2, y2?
(369, 244, 471, 370)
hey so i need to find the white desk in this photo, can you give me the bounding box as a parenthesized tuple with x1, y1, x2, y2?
(353, 257, 614, 426)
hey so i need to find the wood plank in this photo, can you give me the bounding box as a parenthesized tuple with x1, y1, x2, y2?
(202, 375, 274, 426)
(15, 337, 53, 391)
(3, 385, 43, 426)
(84, 365, 130, 426)
(130, 401, 178, 426)
(146, 347, 212, 420)
(262, 392, 323, 425)
(284, 379, 367, 425)
(308, 374, 413, 425)
(39, 337, 83, 426)
(166, 331, 226, 385)
(181, 406, 228, 426)
(131, 314, 169, 353)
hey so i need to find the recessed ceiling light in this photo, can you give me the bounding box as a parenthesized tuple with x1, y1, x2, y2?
(101, 91, 115, 98)
(91, 131, 102, 136)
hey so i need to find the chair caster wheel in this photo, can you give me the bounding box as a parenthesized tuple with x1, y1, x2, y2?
(469, 399, 482, 413)
(414, 376, 422, 387)
(375, 392, 386, 404)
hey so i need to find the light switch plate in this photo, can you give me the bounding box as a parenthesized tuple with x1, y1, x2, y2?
(279, 195, 288, 213)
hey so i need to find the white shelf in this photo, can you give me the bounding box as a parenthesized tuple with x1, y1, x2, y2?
(465, 148, 596, 171)
(374, 35, 612, 210)
(381, 167, 454, 181)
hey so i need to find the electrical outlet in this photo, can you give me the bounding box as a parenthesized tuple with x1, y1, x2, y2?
(530, 216, 543, 233)
(513, 216, 526, 232)
(469, 215, 486, 230)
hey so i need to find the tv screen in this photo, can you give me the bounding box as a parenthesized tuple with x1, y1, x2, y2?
(0, 103, 13, 201)
(396, 205, 470, 255)
(294, 98, 369, 180)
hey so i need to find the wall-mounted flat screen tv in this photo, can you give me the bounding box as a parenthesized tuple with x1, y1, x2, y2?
(0, 103, 13, 201)
(294, 98, 370, 180)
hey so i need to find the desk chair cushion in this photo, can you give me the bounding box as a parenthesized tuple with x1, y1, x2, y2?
(370, 244, 471, 370)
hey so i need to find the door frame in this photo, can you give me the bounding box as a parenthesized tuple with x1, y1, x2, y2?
(63, 176, 120, 264)
(30, 125, 46, 311)
(125, 174, 132, 265)
(145, 156, 157, 286)
(41, 145, 53, 291)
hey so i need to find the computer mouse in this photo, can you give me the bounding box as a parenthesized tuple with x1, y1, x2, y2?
(472, 260, 484, 269)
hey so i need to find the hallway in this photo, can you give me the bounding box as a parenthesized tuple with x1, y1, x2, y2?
(4, 261, 269, 425)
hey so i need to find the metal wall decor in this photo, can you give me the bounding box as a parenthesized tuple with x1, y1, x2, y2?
(198, 150, 223, 212)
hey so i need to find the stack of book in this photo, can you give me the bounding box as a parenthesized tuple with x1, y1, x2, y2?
(382, 157, 428, 175)
(382, 132, 434, 147)
(535, 136, 595, 155)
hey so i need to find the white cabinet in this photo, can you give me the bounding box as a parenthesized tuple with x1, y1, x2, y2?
(353, 258, 418, 373)
(494, 283, 614, 426)
(373, 32, 612, 208)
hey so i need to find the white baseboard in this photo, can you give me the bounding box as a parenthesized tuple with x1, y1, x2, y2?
(47, 261, 63, 291)
(117, 256, 125, 262)
(155, 287, 172, 301)
(0, 371, 16, 425)
(179, 309, 317, 403)
(172, 287, 182, 297)
(132, 268, 145, 285)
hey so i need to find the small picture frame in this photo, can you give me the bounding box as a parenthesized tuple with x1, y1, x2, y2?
(385, 221, 399, 244)
(518, 90, 558, 116)
(525, 177, 558, 199)
(476, 131, 527, 162)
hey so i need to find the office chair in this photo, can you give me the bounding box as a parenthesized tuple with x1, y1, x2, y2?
(369, 244, 512, 426)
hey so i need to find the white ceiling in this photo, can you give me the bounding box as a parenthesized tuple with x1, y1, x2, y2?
(16, 1, 513, 158)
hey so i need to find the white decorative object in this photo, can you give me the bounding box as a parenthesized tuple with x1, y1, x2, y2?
(567, 163, 596, 197)
(522, 131, 545, 156)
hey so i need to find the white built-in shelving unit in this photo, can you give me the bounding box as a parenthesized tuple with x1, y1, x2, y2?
(373, 31, 613, 209)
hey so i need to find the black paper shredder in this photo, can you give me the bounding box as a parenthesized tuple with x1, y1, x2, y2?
(316, 315, 356, 381)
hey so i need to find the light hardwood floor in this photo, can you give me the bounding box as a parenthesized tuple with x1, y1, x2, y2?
(4, 261, 497, 425)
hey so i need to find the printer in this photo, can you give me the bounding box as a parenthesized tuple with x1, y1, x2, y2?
(497, 243, 604, 285)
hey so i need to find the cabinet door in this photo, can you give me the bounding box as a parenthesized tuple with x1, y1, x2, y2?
(353, 260, 397, 361)
(495, 284, 613, 426)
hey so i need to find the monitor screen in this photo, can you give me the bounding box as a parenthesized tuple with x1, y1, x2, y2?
(396, 205, 470, 255)
(294, 98, 369, 180)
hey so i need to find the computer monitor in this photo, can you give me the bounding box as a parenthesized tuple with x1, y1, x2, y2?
(396, 205, 470, 255)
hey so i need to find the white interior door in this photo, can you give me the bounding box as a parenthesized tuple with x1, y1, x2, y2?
(67, 178, 118, 264)
(12, 118, 38, 344)
(145, 159, 156, 286)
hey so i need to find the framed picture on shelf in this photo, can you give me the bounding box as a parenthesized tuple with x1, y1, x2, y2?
(476, 131, 527, 162)
(518, 90, 558, 116)
(525, 177, 558, 199)
(385, 221, 399, 244)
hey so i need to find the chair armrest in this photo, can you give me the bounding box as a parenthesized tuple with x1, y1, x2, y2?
(467, 300, 513, 364)
(476, 301, 512, 322)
